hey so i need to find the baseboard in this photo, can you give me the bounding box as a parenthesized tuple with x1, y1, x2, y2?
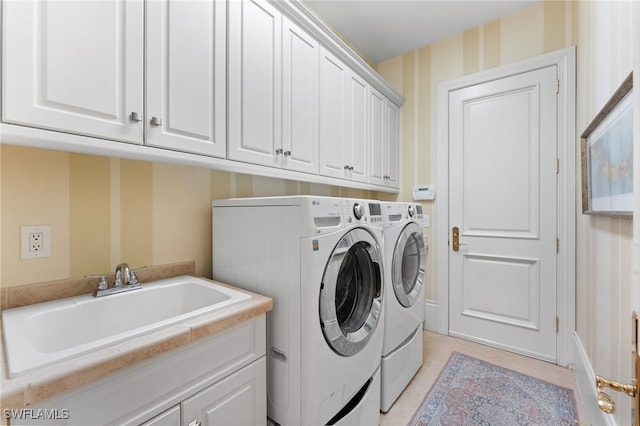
(572, 332, 614, 426)
(423, 300, 438, 332)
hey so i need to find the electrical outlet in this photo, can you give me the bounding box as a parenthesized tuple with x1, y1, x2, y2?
(29, 232, 44, 252)
(21, 226, 51, 259)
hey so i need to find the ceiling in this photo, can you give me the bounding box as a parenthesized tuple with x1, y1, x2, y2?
(302, 0, 540, 64)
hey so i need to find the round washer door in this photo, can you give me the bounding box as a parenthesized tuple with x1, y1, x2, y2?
(392, 222, 426, 307)
(319, 228, 383, 357)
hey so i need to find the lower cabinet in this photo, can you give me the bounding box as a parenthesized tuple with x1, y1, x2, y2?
(22, 316, 267, 426)
(144, 358, 266, 426)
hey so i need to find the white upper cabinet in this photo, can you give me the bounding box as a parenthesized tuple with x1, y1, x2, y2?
(228, 2, 319, 173)
(228, 0, 282, 167)
(385, 101, 400, 187)
(319, 48, 368, 183)
(369, 89, 387, 186)
(2, 0, 404, 192)
(369, 88, 400, 188)
(145, 0, 226, 158)
(319, 48, 348, 179)
(2, 0, 144, 144)
(346, 72, 369, 183)
(281, 17, 320, 174)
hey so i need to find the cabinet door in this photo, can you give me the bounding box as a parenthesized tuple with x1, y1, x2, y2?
(385, 101, 400, 187)
(369, 88, 387, 186)
(282, 18, 319, 174)
(2, 0, 143, 144)
(228, 0, 282, 167)
(346, 72, 369, 183)
(319, 48, 348, 179)
(146, 0, 226, 158)
(182, 358, 266, 426)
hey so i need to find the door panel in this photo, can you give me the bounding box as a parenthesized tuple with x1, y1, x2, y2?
(282, 17, 319, 173)
(449, 65, 558, 362)
(319, 48, 348, 178)
(2, 0, 143, 143)
(347, 73, 369, 182)
(146, 0, 226, 157)
(463, 89, 540, 238)
(228, 0, 281, 166)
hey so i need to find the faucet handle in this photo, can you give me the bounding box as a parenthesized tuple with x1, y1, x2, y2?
(86, 274, 110, 290)
(129, 271, 139, 285)
(97, 275, 109, 290)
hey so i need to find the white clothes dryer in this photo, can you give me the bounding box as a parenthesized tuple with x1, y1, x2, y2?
(380, 202, 426, 412)
(212, 196, 385, 426)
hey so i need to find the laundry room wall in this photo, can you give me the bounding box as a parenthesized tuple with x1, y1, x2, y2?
(376, 1, 636, 424)
(0, 144, 389, 288)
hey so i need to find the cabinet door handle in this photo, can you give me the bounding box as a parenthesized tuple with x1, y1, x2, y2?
(187, 420, 201, 426)
(129, 112, 142, 122)
(275, 148, 283, 155)
(150, 116, 162, 126)
(283, 150, 291, 157)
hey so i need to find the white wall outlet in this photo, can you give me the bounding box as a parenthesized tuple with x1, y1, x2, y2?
(21, 225, 51, 259)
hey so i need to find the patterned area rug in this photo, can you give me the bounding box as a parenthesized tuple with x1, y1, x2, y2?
(411, 352, 578, 425)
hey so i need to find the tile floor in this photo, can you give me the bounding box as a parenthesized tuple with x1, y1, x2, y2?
(380, 331, 586, 425)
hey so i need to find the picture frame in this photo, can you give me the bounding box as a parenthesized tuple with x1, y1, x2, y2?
(581, 72, 633, 216)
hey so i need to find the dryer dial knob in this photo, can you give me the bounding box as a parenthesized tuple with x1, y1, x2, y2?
(353, 203, 365, 220)
(408, 205, 416, 217)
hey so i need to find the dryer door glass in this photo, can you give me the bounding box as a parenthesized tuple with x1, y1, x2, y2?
(392, 222, 426, 307)
(320, 228, 383, 357)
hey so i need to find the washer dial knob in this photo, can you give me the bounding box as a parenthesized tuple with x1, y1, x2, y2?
(408, 204, 416, 217)
(353, 203, 365, 220)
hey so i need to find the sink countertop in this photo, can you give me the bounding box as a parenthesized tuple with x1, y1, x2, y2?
(0, 277, 272, 410)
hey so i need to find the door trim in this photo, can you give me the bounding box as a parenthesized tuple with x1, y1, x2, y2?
(435, 47, 576, 366)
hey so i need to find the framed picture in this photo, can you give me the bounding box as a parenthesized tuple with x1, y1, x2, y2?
(581, 72, 633, 216)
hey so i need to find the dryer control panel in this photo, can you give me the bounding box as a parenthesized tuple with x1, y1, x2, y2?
(342, 199, 383, 227)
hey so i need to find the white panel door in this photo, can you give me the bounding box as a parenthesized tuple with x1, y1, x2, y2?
(319, 48, 348, 179)
(346, 72, 369, 183)
(228, 0, 281, 167)
(2, 0, 143, 144)
(282, 17, 319, 174)
(449, 66, 559, 362)
(146, 0, 226, 158)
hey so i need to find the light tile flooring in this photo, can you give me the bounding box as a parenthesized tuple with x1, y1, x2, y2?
(380, 331, 586, 425)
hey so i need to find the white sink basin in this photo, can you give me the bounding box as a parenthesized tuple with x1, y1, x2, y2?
(2, 276, 251, 378)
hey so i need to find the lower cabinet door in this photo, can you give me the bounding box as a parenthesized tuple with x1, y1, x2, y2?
(181, 357, 266, 426)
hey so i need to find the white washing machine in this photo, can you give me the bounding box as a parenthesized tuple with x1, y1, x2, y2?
(380, 202, 426, 412)
(212, 196, 385, 426)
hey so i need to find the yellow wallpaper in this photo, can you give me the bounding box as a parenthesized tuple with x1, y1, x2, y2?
(0, 144, 386, 288)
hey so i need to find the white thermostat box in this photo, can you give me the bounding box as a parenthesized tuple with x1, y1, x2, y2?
(413, 185, 435, 201)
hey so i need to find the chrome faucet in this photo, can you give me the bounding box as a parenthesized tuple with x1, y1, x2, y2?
(115, 262, 137, 286)
(93, 262, 142, 297)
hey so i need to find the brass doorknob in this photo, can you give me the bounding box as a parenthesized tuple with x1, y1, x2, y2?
(595, 375, 637, 414)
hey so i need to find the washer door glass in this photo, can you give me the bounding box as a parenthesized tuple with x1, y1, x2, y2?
(392, 222, 426, 308)
(320, 228, 383, 357)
